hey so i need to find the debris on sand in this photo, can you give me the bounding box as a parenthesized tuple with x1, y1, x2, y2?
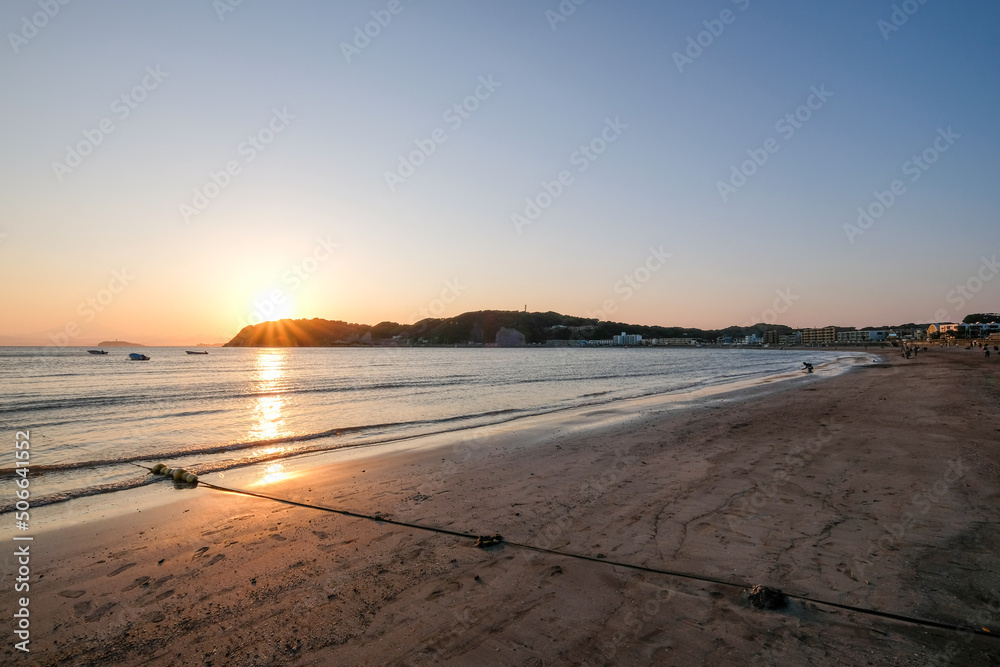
(747, 585, 787, 610)
(474, 534, 503, 548)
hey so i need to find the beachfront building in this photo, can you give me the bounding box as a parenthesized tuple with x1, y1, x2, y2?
(836, 330, 867, 343)
(612, 332, 642, 346)
(929, 323, 1000, 339)
(801, 326, 837, 344)
(836, 329, 889, 343)
(927, 323, 953, 337)
(647, 337, 696, 346)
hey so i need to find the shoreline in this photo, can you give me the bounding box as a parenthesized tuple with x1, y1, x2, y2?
(6, 347, 1000, 665)
(5, 350, 867, 523)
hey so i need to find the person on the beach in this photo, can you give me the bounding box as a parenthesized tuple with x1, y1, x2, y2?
(987, 348, 991, 359)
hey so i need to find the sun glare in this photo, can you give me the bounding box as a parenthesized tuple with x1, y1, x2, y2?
(248, 351, 290, 441)
(252, 461, 300, 487)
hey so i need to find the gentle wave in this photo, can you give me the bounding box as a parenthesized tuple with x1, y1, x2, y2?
(0, 347, 860, 513)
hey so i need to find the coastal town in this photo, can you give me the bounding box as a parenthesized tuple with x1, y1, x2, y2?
(578, 320, 1000, 347)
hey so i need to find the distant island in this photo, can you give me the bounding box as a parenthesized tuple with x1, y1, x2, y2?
(96, 340, 144, 347)
(223, 310, 944, 348)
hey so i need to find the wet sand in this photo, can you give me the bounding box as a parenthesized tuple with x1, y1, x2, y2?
(5, 349, 1000, 666)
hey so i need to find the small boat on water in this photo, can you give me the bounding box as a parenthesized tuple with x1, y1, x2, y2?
(185, 350, 209, 355)
(128, 353, 150, 361)
(87, 349, 108, 355)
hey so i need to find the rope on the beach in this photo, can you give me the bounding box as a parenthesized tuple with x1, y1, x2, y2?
(134, 465, 996, 641)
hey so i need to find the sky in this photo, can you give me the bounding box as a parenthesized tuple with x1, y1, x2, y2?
(1, 0, 998, 345)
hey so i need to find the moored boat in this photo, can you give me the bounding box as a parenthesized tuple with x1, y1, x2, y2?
(128, 353, 150, 361)
(185, 350, 208, 355)
(87, 349, 108, 355)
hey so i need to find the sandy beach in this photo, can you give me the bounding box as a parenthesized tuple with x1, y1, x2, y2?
(6, 348, 1000, 666)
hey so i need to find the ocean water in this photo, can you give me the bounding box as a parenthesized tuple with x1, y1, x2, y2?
(0, 346, 853, 511)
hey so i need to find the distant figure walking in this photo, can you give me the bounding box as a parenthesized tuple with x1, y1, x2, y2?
(802, 362, 814, 373)
(987, 348, 991, 359)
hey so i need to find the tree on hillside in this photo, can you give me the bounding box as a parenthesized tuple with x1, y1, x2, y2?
(963, 313, 1000, 324)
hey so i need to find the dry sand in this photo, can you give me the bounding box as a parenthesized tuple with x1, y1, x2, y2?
(5, 348, 1000, 666)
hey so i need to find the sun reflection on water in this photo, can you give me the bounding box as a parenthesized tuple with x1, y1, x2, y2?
(248, 351, 290, 442)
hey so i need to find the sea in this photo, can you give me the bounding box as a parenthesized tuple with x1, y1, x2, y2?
(0, 346, 857, 512)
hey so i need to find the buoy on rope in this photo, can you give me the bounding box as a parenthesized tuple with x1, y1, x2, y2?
(148, 463, 198, 486)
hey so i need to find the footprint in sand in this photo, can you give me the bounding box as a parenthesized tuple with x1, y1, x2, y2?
(122, 576, 151, 592)
(269, 534, 287, 541)
(140, 589, 175, 607)
(72, 600, 118, 622)
(694, 522, 715, 535)
(107, 563, 137, 577)
(312, 530, 330, 540)
(207, 554, 226, 566)
(193, 546, 210, 559)
(85, 602, 117, 623)
(425, 580, 462, 600)
(59, 590, 86, 598)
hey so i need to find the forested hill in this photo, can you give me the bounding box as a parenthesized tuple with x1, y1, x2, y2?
(222, 310, 798, 347)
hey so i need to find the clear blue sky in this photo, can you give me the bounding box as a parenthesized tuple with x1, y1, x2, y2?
(1, 0, 997, 344)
